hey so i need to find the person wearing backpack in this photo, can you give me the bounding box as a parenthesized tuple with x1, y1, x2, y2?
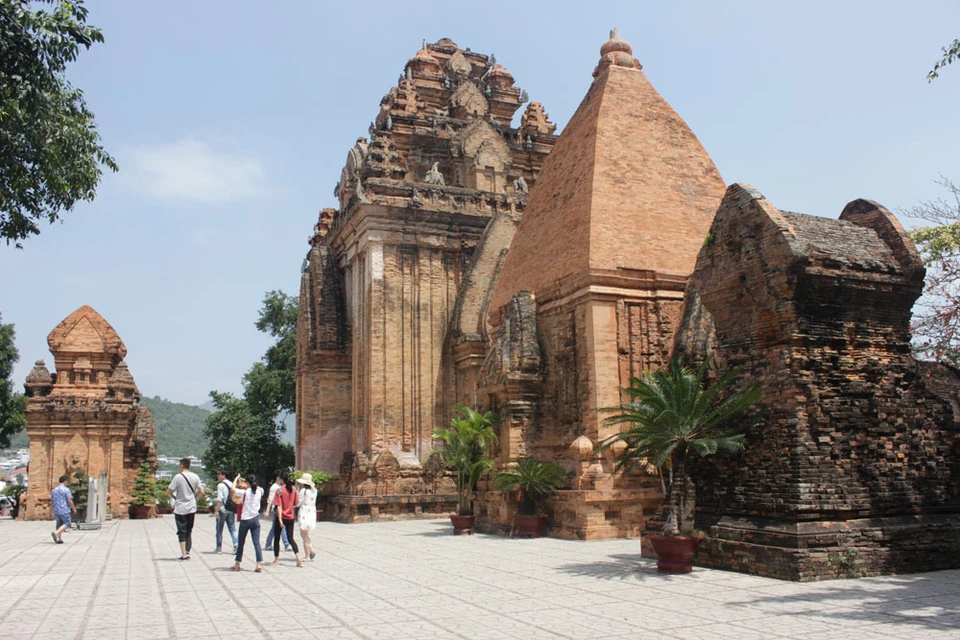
(167, 457, 205, 560)
(214, 469, 238, 554)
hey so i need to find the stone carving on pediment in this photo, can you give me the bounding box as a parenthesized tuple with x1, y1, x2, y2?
(479, 291, 542, 388)
(450, 81, 488, 120)
(446, 50, 472, 76)
(63, 433, 88, 476)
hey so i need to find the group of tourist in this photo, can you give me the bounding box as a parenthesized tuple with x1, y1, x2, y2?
(48, 457, 320, 573)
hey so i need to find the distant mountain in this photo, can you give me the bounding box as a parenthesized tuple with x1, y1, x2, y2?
(141, 396, 210, 457)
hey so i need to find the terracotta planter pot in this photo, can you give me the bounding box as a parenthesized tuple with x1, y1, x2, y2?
(316, 510, 323, 522)
(649, 536, 701, 574)
(516, 514, 547, 538)
(130, 504, 153, 520)
(450, 514, 475, 535)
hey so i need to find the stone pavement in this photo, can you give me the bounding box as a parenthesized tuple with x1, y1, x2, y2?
(0, 515, 958, 639)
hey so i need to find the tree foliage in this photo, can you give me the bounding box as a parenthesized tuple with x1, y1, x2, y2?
(929, 38, 960, 81)
(203, 291, 298, 485)
(0, 0, 118, 247)
(202, 391, 294, 488)
(0, 312, 27, 449)
(906, 177, 960, 365)
(602, 359, 759, 535)
(243, 290, 297, 425)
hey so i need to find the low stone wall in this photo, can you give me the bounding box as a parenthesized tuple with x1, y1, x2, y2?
(694, 513, 960, 581)
(320, 493, 457, 523)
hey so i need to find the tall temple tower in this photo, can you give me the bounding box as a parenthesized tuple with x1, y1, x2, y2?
(296, 39, 557, 519)
(478, 30, 727, 538)
(22, 306, 156, 520)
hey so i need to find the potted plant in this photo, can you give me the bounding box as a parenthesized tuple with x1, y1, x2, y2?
(71, 471, 89, 523)
(431, 406, 499, 534)
(493, 457, 566, 538)
(2, 484, 24, 519)
(155, 478, 173, 514)
(602, 358, 759, 574)
(130, 462, 156, 519)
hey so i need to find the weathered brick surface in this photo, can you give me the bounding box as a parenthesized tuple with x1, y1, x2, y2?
(296, 39, 556, 521)
(675, 185, 960, 580)
(22, 306, 156, 520)
(477, 32, 723, 538)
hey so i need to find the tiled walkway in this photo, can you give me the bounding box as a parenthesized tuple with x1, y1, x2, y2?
(0, 515, 958, 639)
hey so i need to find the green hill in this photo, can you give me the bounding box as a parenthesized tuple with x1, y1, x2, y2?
(140, 396, 210, 457)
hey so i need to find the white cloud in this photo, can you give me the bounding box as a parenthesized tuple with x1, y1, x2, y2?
(124, 139, 267, 204)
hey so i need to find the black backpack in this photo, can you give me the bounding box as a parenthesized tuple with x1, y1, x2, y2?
(220, 482, 237, 513)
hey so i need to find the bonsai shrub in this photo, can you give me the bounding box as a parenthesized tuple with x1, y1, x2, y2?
(131, 462, 156, 506)
(2, 484, 24, 518)
(431, 406, 499, 516)
(602, 358, 759, 536)
(71, 471, 89, 515)
(291, 469, 333, 490)
(493, 458, 566, 515)
(155, 478, 172, 511)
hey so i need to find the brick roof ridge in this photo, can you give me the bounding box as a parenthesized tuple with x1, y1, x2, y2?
(46, 305, 127, 358)
(489, 32, 726, 324)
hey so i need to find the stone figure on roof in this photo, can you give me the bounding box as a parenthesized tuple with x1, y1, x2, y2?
(424, 161, 445, 185)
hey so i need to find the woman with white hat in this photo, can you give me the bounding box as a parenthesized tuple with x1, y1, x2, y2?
(296, 473, 318, 561)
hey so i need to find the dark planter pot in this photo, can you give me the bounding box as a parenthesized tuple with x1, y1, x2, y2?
(130, 504, 153, 520)
(450, 514, 475, 535)
(157, 505, 173, 515)
(649, 536, 701, 574)
(516, 514, 548, 538)
(316, 509, 323, 522)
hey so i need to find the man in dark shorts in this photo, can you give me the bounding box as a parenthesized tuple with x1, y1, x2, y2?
(167, 458, 204, 560)
(50, 475, 75, 543)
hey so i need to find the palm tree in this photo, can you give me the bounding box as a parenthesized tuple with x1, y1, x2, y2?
(432, 406, 499, 515)
(602, 358, 759, 536)
(493, 458, 566, 515)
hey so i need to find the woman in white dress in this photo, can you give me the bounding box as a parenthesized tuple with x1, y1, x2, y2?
(296, 473, 318, 560)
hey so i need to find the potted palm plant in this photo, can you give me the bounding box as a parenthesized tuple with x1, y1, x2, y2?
(603, 358, 759, 574)
(493, 457, 566, 538)
(129, 462, 156, 519)
(431, 406, 499, 534)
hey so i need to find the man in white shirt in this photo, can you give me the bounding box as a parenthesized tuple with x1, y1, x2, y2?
(167, 458, 204, 560)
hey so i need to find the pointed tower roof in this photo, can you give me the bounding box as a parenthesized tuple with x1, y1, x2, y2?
(47, 305, 127, 358)
(489, 30, 726, 320)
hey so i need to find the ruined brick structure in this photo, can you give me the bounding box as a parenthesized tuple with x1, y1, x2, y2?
(297, 31, 960, 571)
(22, 306, 157, 520)
(474, 30, 726, 539)
(675, 186, 960, 580)
(296, 38, 557, 520)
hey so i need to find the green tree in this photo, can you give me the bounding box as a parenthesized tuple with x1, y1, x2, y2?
(431, 406, 499, 515)
(0, 312, 27, 448)
(0, 0, 118, 247)
(602, 359, 759, 535)
(202, 391, 294, 487)
(929, 38, 960, 81)
(905, 177, 960, 365)
(243, 290, 298, 424)
(204, 291, 298, 484)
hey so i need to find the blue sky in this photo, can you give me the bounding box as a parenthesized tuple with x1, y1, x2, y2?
(2, 0, 959, 405)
